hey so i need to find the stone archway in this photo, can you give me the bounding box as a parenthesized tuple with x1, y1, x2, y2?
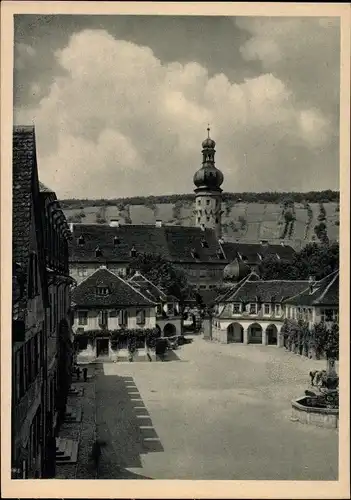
(227, 322, 244, 343)
(155, 324, 162, 338)
(248, 323, 262, 344)
(163, 323, 176, 337)
(266, 324, 278, 345)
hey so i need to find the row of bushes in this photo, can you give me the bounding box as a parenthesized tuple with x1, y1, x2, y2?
(281, 319, 339, 360)
(59, 190, 340, 210)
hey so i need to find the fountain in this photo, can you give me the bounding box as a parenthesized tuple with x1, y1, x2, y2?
(291, 358, 339, 429)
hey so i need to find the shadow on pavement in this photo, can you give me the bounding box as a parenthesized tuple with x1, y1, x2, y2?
(95, 367, 163, 479)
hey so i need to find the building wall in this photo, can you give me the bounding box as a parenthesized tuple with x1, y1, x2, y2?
(71, 262, 225, 289)
(176, 262, 225, 289)
(40, 192, 72, 478)
(72, 306, 156, 332)
(12, 204, 46, 479)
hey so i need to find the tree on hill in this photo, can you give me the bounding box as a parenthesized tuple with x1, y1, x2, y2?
(127, 253, 191, 304)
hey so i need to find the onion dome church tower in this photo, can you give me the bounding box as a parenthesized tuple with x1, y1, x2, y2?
(193, 127, 224, 239)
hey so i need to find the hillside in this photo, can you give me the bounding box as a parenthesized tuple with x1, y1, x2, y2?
(61, 191, 340, 251)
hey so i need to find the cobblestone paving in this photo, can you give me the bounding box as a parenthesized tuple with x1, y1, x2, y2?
(99, 337, 338, 480)
(55, 365, 97, 479)
(55, 339, 339, 480)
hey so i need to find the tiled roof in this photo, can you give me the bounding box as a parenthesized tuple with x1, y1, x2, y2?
(128, 272, 168, 302)
(284, 270, 339, 306)
(12, 126, 49, 311)
(69, 223, 226, 264)
(71, 267, 156, 307)
(221, 242, 295, 264)
(12, 126, 36, 273)
(219, 275, 309, 303)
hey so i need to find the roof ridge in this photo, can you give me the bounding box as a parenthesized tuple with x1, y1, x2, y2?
(118, 273, 157, 305)
(313, 270, 339, 304)
(74, 266, 119, 288)
(129, 272, 165, 297)
(221, 272, 254, 302)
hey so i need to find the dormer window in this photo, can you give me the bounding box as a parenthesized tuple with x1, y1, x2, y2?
(113, 236, 120, 246)
(78, 235, 85, 246)
(201, 239, 209, 248)
(96, 286, 110, 296)
(130, 245, 137, 258)
(232, 303, 241, 314)
(216, 249, 224, 260)
(191, 248, 199, 259)
(95, 246, 103, 257)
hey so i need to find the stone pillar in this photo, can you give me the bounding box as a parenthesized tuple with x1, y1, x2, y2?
(277, 328, 283, 347)
(243, 327, 248, 345)
(202, 316, 212, 340)
(262, 326, 267, 346)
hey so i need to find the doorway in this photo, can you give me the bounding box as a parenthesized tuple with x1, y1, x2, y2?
(96, 338, 109, 357)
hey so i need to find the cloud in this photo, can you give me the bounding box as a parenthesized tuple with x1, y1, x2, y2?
(14, 25, 338, 198)
(14, 42, 36, 70)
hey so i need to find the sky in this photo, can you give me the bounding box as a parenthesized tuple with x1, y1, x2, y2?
(13, 15, 340, 199)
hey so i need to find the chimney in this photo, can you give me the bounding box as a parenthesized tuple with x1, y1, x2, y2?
(110, 219, 120, 227)
(155, 220, 162, 227)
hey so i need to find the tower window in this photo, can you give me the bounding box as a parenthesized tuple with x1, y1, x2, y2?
(197, 199, 201, 205)
(199, 210, 202, 216)
(206, 216, 210, 222)
(215, 218, 219, 224)
(130, 246, 137, 258)
(206, 200, 210, 205)
(197, 217, 201, 223)
(113, 236, 120, 246)
(78, 235, 85, 246)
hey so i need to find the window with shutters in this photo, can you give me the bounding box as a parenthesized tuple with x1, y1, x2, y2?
(249, 303, 257, 315)
(119, 310, 128, 326)
(78, 267, 88, 277)
(136, 309, 146, 325)
(99, 310, 108, 327)
(167, 303, 174, 316)
(78, 311, 88, 325)
(321, 308, 338, 323)
(232, 303, 241, 314)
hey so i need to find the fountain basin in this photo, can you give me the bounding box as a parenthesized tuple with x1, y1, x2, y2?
(291, 397, 338, 429)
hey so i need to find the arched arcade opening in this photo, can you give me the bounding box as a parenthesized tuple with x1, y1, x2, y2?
(163, 323, 177, 337)
(248, 323, 262, 344)
(266, 324, 278, 345)
(227, 322, 244, 343)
